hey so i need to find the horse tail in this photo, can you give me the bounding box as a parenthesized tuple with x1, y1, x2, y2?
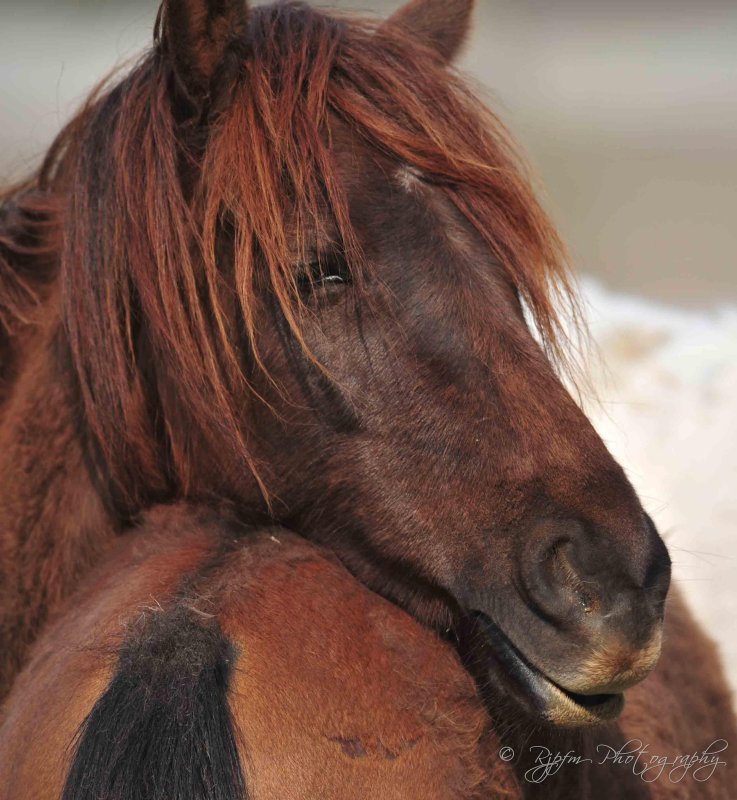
(61, 606, 247, 800)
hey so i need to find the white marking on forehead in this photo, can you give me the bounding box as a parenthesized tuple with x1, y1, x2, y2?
(395, 164, 425, 192)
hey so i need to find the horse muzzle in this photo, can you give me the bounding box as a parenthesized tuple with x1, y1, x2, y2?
(465, 514, 670, 726)
(472, 611, 665, 727)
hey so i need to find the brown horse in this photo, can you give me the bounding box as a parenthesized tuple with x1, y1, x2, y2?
(0, 505, 519, 799)
(0, 504, 733, 799)
(0, 0, 734, 794)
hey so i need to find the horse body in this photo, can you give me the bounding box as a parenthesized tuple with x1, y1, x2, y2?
(0, 505, 517, 800)
(0, 0, 734, 796)
(0, 504, 733, 798)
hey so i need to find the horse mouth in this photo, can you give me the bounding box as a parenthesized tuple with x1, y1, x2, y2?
(473, 612, 624, 727)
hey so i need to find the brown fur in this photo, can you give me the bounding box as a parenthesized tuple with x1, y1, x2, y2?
(2, 0, 575, 511)
(156, 0, 250, 101)
(0, 317, 115, 696)
(0, 506, 519, 799)
(0, 2, 734, 794)
(0, 505, 734, 798)
(0, 0, 570, 699)
(384, 0, 475, 62)
(0, 0, 655, 704)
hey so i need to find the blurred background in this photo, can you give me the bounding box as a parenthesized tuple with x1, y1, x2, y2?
(1, 1, 736, 686)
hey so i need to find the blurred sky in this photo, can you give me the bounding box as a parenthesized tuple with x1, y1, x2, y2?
(0, 0, 735, 307)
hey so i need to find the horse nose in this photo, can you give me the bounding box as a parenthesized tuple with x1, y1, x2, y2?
(521, 516, 671, 693)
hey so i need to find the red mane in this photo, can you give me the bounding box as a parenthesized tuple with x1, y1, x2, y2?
(0, 2, 576, 509)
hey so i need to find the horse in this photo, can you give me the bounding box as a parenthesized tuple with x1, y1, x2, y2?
(0, 504, 520, 799)
(0, 0, 734, 794)
(0, 504, 733, 799)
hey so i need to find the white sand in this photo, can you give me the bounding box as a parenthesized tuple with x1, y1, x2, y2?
(579, 279, 737, 692)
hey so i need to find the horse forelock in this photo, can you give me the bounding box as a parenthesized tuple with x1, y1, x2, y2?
(2, 2, 582, 509)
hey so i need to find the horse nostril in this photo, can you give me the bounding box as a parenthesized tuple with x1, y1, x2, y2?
(520, 530, 597, 627)
(521, 515, 671, 632)
(550, 539, 599, 613)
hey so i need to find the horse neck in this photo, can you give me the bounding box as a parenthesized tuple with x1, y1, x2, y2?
(0, 312, 116, 699)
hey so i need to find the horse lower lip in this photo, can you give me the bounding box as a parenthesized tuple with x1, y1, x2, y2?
(472, 611, 624, 726)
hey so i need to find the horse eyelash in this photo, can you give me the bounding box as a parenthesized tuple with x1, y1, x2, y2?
(296, 252, 352, 292)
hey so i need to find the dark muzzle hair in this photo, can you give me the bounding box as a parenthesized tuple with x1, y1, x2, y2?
(61, 607, 247, 800)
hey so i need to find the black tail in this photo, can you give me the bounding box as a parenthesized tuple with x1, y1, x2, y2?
(62, 607, 247, 800)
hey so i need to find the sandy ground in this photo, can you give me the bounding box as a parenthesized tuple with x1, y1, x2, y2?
(581, 280, 737, 693)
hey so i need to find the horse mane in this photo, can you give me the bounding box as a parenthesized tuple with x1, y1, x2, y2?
(0, 188, 58, 339)
(0, 1, 578, 510)
(0, 98, 98, 368)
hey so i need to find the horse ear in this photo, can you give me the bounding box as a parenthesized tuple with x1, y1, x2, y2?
(157, 0, 249, 104)
(384, 0, 474, 63)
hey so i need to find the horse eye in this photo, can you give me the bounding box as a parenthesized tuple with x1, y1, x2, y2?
(297, 255, 351, 293)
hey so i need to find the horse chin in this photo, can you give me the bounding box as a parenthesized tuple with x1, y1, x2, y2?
(473, 612, 625, 728)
